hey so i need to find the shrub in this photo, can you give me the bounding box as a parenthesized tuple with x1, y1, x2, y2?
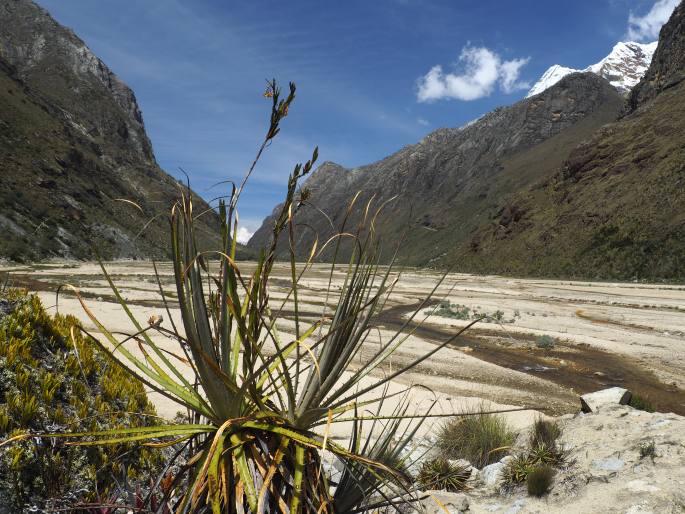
(416, 458, 471, 492)
(639, 440, 656, 460)
(535, 335, 556, 349)
(530, 419, 562, 451)
(0, 291, 160, 511)
(526, 465, 555, 497)
(501, 454, 532, 488)
(502, 418, 565, 491)
(437, 408, 516, 468)
(629, 393, 655, 412)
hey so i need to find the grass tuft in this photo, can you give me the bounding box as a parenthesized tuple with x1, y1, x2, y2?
(526, 465, 555, 497)
(639, 440, 656, 461)
(535, 335, 556, 349)
(437, 407, 516, 468)
(629, 393, 655, 412)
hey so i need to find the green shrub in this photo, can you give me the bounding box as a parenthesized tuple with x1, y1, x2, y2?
(629, 393, 655, 412)
(535, 335, 556, 349)
(416, 458, 471, 492)
(526, 465, 555, 497)
(502, 418, 565, 491)
(501, 453, 536, 487)
(0, 291, 160, 511)
(530, 419, 562, 451)
(639, 440, 656, 460)
(437, 408, 516, 468)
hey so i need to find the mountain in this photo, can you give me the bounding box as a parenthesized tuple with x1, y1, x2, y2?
(438, 1, 685, 280)
(251, 1, 685, 281)
(249, 72, 625, 264)
(0, 0, 241, 261)
(526, 41, 657, 97)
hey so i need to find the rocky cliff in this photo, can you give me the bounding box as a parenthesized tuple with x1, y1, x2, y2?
(0, 0, 239, 261)
(629, 0, 685, 109)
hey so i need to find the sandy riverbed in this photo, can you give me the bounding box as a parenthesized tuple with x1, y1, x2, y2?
(2, 261, 684, 435)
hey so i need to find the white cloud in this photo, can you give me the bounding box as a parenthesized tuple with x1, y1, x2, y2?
(417, 117, 429, 126)
(627, 0, 679, 42)
(417, 46, 530, 102)
(235, 226, 254, 245)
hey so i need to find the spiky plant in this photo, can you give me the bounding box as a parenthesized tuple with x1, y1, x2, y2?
(416, 458, 470, 492)
(2, 80, 507, 513)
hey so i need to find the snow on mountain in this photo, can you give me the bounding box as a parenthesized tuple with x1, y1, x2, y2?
(526, 41, 658, 98)
(526, 65, 583, 97)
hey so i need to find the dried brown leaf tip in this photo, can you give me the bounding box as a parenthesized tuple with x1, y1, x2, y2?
(148, 314, 163, 327)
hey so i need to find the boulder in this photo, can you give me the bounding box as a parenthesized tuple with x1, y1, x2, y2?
(580, 387, 631, 413)
(421, 491, 469, 514)
(479, 456, 513, 488)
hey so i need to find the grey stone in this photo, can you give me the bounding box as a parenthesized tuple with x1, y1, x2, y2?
(591, 456, 625, 471)
(580, 387, 632, 413)
(504, 499, 526, 514)
(421, 491, 469, 514)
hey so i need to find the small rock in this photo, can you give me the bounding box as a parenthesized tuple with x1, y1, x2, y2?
(480, 457, 512, 488)
(504, 499, 526, 514)
(422, 491, 469, 514)
(591, 456, 624, 472)
(580, 387, 632, 413)
(625, 479, 659, 493)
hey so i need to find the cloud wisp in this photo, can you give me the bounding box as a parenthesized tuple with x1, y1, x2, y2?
(417, 46, 530, 102)
(627, 0, 679, 42)
(235, 226, 254, 245)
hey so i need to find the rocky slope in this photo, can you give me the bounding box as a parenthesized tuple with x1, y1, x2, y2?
(0, 0, 242, 261)
(527, 41, 657, 98)
(629, 1, 685, 109)
(455, 1, 685, 281)
(249, 73, 624, 265)
(421, 404, 685, 514)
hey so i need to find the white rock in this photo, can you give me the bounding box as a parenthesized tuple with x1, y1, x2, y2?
(479, 456, 512, 488)
(421, 491, 469, 514)
(591, 456, 625, 472)
(580, 387, 632, 413)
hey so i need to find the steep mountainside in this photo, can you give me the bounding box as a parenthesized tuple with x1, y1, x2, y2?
(629, 1, 685, 109)
(251, 1, 684, 281)
(249, 73, 624, 263)
(0, 0, 239, 261)
(527, 41, 657, 97)
(445, 1, 685, 280)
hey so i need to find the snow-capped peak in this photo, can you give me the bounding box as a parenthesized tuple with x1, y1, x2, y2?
(526, 41, 657, 98)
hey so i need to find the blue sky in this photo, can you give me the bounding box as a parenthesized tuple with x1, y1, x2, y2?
(37, 0, 677, 241)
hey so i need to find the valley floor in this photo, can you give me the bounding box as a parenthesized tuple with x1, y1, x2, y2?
(2, 261, 684, 432)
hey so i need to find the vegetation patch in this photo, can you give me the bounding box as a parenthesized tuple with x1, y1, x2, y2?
(501, 419, 566, 495)
(535, 334, 556, 350)
(629, 393, 655, 412)
(437, 408, 516, 468)
(416, 457, 471, 492)
(429, 300, 519, 324)
(0, 289, 160, 511)
(526, 465, 555, 497)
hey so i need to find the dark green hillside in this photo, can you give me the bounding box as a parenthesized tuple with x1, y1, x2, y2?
(455, 78, 685, 281)
(0, 0, 250, 261)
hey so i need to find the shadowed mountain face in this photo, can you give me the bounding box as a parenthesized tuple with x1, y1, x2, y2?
(250, 2, 685, 281)
(0, 0, 239, 261)
(249, 73, 625, 265)
(455, 1, 685, 281)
